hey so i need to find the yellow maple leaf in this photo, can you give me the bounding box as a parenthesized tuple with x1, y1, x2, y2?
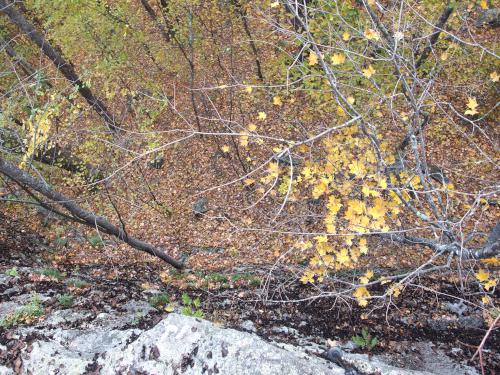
(336, 248, 350, 265)
(336, 106, 347, 117)
(317, 242, 330, 256)
(331, 53, 346, 65)
(257, 112, 267, 120)
(221, 145, 230, 153)
(367, 198, 387, 220)
(490, 71, 499, 82)
(475, 269, 490, 282)
(480, 0, 488, 9)
(364, 29, 380, 41)
(484, 278, 497, 290)
(359, 270, 373, 285)
(244, 178, 255, 186)
(349, 160, 366, 177)
(353, 286, 370, 307)
(388, 283, 403, 297)
(327, 196, 342, 215)
(347, 96, 355, 105)
(301, 166, 314, 179)
(312, 179, 329, 199)
(464, 97, 479, 116)
(240, 134, 249, 147)
(273, 96, 282, 106)
(377, 175, 388, 189)
(359, 276, 370, 285)
(362, 185, 380, 198)
(248, 123, 257, 131)
(322, 254, 334, 266)
(342, 31, 351, 41)
(315, 235, 328, 244)
(245, 86, 253, 93)
(362, 65, 376, 79)
(325, 223, 336, 235)
(308, 51, 319, 66)
(359, 238, 368, 254)
(300, 270, 315, 284)
(348, 199, 365, 215)
(270, 1, 280, 8)
(268, 161, 280, 175)
(482, 295, 491, 305)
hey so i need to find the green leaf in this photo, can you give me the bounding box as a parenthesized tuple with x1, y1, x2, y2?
(352, 335, 365, 347)
(181, 293, 192, 306)
(181, 306, 192, 316)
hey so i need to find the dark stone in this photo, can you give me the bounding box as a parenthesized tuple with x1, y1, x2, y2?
(457, 315, 484, 330)
(476, 8, 500, 27)
(192, 198, 209, 215)
(273, 153, 302, 167)
(307, 198, 322, 206)
(444, 301, 468, 316)
(220, 342, 228, 358)
(149, 345, 160, 360)
(325, 347, 343, 364)
(427, 318, 453, 332)
(149, 156, 164, 169)
(345, 368, 359, 375)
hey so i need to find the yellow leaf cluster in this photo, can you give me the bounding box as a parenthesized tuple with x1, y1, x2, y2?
(308, 51, 319, 66)
(273, 96, 283, 106)
(475, 269, 498, 291)
(362, 65, 376, 79)
(353, 286, 370, 307)
(464, 97, 479, 116)
(364, 29, 380, 41)
(331, 53, 346, 65)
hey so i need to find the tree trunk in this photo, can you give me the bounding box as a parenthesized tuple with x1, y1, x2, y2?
(140, 0, 174, 42)
(0, 34, 40, 81)
(0, 156, 184, 268)
(0, 0, 118, 132)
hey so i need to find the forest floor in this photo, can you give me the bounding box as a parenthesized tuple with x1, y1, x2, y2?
(1, 211, 498, 373)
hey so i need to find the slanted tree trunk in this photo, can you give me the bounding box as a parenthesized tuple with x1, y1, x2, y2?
(140, 0, 174, 43)
(0, 0, 118, 132)
(0, 34, 41, 81)
(0, 156, 184, 268)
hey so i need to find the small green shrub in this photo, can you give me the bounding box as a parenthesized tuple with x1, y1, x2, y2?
(54, 236, 69, 248)
(205, 273, 228, 283)
(0, 293, 43, 328)
(231, 273, 260, 286)
(40, 268, 64, 281)
(352, 328, 378, 351)
(180, 293, 203, 318)
(87, 234, 105, 247)
(5, 267, 18, 277)
(149, 293, 170, 308)
(58, 293, 74, 308)
(66, 278, 89, 289)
